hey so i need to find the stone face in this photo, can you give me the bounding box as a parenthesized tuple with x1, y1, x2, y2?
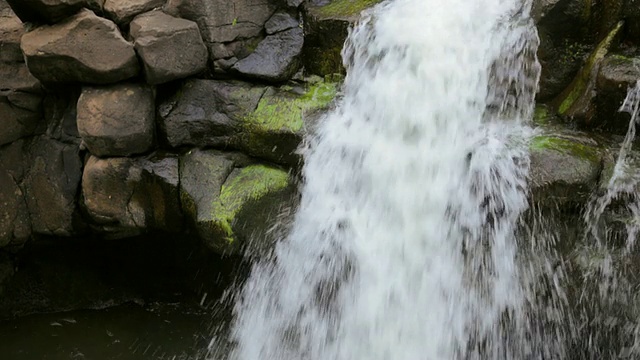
(5, 0, 85, 24)
(77, 83, 155, 157)
(158, 79, 338, 165)
(82, 154, 182, 237)
(204, 164, 293, 254)
(0, 5, 23, 63)
(21, 10, 139, 84)
(130, 10, 207, 84)
(529, 132, 603, 207)
(104, 0, 165, 25)
(23, 137, 82, 236)
(164, 0, 276, 44)
(232, 27, 304, 82)
(594, 55, 640, 134)
(265, 11, 299, 35)
(0, 140, 30, 249)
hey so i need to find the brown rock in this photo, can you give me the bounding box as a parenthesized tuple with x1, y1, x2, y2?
(104, 0, 165, 24)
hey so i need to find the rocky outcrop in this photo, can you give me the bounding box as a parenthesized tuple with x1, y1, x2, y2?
(21, 9, 139, 84)
(130, 10, 208, 84)
(77, 83, 155, 157)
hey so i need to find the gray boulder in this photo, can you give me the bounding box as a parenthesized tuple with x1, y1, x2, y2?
(130, 10, 207, 84)
(23, 137, 83, 236)
(0, 4, 23, 63)
(104, 0, 164, 25)
(265, 11, 299, 35)
(21, 9, 139, 84)
(77, 83, 155, 157)
(82, 153, 182, 238)
(232, 27, 304, 82)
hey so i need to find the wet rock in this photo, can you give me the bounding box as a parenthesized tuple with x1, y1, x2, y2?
(82, 153, 182, 238)
(0, 140, 30, 249)
(551, 22, 623, 124)
(23, 137, 83, 236)
(265, 11, 299, 35)
(130, 10, 207, 84)
(0, 5, 23, 63)
(594, 55, 640, 134)
(529, 131, 603, 208)
(77, 83, 155, 157)
(202, 164, 293, 254)
(303, 0, 381, 76)
(232, 27, 303, 82)
(104, 0, 164, 25)
(158, 79, 338, 165)
(21, 9, 139, 84)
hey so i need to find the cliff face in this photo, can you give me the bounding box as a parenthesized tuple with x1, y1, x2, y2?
(0, 0, 639, 319)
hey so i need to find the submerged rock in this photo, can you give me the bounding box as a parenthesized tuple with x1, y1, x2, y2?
(21, 10, 139, 84)
(77, 83, 155, 157)
(529, 131, 603, 208)
(130, 10, 208, 84)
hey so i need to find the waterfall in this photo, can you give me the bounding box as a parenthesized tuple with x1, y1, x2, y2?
(223, 0, 566, 358)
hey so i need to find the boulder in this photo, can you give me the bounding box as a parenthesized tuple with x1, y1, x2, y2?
(158, 78, 338, 165)
(0, 4, 23, 63)
(198, 163, 294, 254)
(302, 0, 381, 76)
(0, 97, 41, 146)
(0, 140, 30, 249)
(104, 0, 164, 25)
(21, 9, 139, 84)
(0, 62, 41, 93)
(77, 83, 155, 157)
(23, 137, 83, 236)
(0, 62, 43, 146)
(5, 0, 84, 24)
(594, 55, 640, 134)
(42, 86, 82, 143)
(129, 10, 207, 84)
(265, 11, 299, 35)
(232, 27, 304, 82)
(529, 131, 603, 208)
(82, 153, 182, 238)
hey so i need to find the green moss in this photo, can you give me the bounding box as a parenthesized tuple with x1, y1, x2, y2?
(556, 21, 623, 115)
(530, 135, 601, 163)
(210, 165, 290, 244)
(533, 106, 550, 125)
(317, 0, 383, 17)
(244, 81, 338, 133)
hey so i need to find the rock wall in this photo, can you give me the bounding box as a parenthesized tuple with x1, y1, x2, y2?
(0, 0, 640, 319)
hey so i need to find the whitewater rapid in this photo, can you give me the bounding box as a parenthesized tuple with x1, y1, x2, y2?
(224, 0, 566, 359)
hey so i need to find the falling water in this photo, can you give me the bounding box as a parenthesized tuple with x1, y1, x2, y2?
(224, 0, 566, 359)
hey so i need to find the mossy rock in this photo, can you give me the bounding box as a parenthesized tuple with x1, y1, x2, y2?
(204, 164, 295, 255)
(529, 131, 603, 208)
(302, 0, 383, 76)
(238, 80, 338, 165)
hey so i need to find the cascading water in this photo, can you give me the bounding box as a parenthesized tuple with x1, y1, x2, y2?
(222, 0, 568, 359)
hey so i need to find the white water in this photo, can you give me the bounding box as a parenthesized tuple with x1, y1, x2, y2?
(225, 0, 561, 359)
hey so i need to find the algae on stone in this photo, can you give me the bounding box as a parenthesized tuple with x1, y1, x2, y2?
(207, 164, 292, 254)
(530, 135, 602, 163)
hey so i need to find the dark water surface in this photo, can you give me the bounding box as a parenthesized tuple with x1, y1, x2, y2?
(0, 302, 219, 360)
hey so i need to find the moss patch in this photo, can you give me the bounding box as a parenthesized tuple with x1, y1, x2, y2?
(210, 165, 290, 245)
(556, 21, 623, 115)
(316, 0, 383, 17)
(244, 81, 338, 133)
(530, 135, 601, 163)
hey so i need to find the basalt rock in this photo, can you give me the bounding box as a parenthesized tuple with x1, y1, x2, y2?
(103, 0, 165, 25)
(21, 9, 139, 84)
(77, 83, 155, 157)
(82, 153, 182, 238)
(130, 10, 207, 84)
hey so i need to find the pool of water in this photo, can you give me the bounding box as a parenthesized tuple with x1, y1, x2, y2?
(0, 301, 226, 360)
